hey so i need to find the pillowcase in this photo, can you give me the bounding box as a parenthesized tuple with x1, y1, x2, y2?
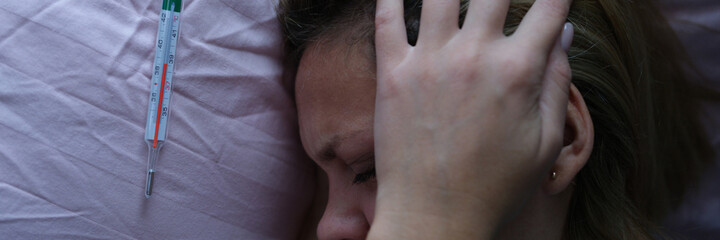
(0, 0, 314, 239)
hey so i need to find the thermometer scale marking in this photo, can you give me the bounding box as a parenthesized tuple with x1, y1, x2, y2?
(144, 0, 181, 199)
(145, 3, 178, 145)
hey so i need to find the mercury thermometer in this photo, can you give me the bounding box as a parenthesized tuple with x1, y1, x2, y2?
(144, 0, 182, 198)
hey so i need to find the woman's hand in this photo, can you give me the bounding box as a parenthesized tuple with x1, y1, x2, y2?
(370, 0, 573, 239)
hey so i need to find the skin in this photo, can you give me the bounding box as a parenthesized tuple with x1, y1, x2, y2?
(296, 38, 593, 240)
(296, 39, 378, 239)
(298, 0, 590, 239)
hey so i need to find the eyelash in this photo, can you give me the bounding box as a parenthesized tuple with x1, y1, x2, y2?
(352, 167, 376, 184)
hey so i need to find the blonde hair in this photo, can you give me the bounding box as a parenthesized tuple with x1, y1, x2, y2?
(523, 0, 713, 238)
(278, 0, 715, 238)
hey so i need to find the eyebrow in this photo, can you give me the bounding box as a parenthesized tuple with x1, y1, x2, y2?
(316, 129, 365, 162)
(317, 136, 340, 162)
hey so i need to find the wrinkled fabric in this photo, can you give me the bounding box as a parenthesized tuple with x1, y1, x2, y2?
(659, 0, 720, 238)
(0, 0, 314, 239)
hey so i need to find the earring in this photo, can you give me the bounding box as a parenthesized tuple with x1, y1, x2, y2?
(551, 171, 558, 180)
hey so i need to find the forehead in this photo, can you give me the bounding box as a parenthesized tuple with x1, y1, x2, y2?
(294, 39, 376, 160)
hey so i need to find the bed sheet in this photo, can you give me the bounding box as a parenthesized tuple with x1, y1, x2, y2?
(0, 0, 314, 239)
(659, 0, 720, 238)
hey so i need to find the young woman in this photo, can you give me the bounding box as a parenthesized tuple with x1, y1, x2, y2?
(279, 0, 714, 239)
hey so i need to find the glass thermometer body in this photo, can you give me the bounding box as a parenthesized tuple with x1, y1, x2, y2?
(144, 0, 182, 199)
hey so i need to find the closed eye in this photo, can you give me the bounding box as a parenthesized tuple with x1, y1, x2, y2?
(352, 167, 376, 184)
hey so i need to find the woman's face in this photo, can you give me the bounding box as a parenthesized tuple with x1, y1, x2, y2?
(295, 36, 576, 239)
(296, 39, 378, 239)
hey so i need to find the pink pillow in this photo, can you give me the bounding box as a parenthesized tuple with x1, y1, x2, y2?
(0, 0, 314, 238)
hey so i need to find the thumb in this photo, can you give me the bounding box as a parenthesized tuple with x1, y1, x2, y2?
(538, 22, 574, 163)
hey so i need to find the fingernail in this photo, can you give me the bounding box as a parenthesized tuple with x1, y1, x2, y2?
(561, 22, 574, 53)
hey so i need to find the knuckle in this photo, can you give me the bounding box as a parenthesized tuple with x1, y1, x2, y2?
(494, 55, 539, 92)
(377, 71, 405, 99)
(499, 54, 534, 77)
(535, 0, 569, 19)
(374, 8, 395, 29)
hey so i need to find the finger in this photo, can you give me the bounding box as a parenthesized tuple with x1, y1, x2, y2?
(513, 0, 572, 54)
(418, 0, 460, 45)
(376, 0, 409, 68)
(462, 0, 511, 38)
(538, 25, 572, 161)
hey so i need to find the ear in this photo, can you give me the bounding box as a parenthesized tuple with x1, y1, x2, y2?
(543, 83, 594, 195)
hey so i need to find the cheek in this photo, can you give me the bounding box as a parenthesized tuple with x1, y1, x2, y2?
(325, 168, 378, 224)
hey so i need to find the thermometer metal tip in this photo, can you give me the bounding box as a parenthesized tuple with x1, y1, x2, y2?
(145, 169, 155, 198)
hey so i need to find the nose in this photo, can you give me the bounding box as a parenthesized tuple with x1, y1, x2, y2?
(316, 184, 370, 240)
(316, 204, 369, 240)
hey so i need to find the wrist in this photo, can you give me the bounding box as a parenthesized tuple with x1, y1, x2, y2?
(368, 187, 501, 240)
(368, 210, 497, 240)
